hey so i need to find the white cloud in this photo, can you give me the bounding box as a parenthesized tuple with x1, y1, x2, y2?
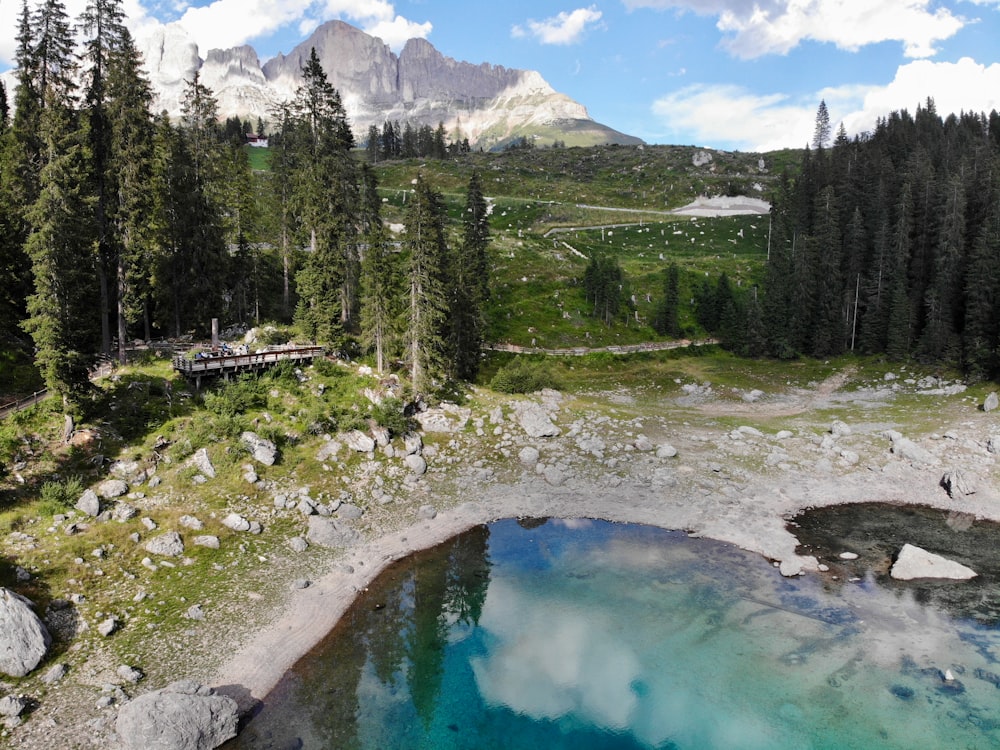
(651, 56, 1000, 150)
(624, 0, 965, 58)
(512, 6, 604, 45)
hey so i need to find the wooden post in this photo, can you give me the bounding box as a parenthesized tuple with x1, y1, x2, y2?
(212, 318, 219, 351)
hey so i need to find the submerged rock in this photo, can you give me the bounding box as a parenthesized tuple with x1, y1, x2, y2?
(891, 544, 977, 581)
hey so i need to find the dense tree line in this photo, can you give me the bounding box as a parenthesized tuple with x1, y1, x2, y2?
(751, 100, 1000, 376)
(364, 120, 471, 163)
(0, 0, 490, 410)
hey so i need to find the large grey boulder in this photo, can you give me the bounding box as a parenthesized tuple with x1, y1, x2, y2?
(514, 402, 560, 438)
(891, 544, 977, 581)
(306, 517, 361, 549)
(75, 489, 101, 517)
(343, 430, 375, 453)
(0, 589, 51, 677)
(941, 470, 975, 499)
(240, 431, 277, 466)
(115, 680, 238, 750)
(403, 454, 427, 475)
(98, 479, 129, 499)
(144, 532, 184, 557)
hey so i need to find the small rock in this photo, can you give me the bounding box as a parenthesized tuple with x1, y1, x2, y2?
(40, 663, 68, 684)
(830, 420, 852, 437)
(634, 435, 654, 452)
(417, 505, 437, 520)
(184, 605, 204, 621)
(140, 517, 157, 531)
(941, 470, 975, 498)
(291, 579, 310, 590)
(838, 552, 859, 560)
(343, 430, 375, 453)
(337, 504, 364, 520)
(984, 392, 999, 412)
(117, 665, 144, 683)
(98, 616, 119, 637)
(288, 536, 309, 553)
(112, 502, 137, 522)
(178, 515, 204, 530)
(241, 431, 277, 466)
(656, 444, 678, 459)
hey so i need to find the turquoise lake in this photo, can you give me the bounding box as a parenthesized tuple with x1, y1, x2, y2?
(226, 516, 1000, 749)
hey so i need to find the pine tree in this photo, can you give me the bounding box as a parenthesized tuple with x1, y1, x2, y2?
(963, 195, 1000, 377)
(359, 164, 398, 373)
(106, 29, 155, 352)
(21, 0, 100, 408)
(289, 49, 358, 341)
(403, 175, 449, 393)
(447, 170, 491, 380)
(651, 263, 681, 337)
(812, 99, 831, 150)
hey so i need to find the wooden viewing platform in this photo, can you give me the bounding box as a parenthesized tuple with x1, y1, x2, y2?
(172, 346, 325, 388)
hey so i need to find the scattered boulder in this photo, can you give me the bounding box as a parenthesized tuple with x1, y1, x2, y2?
(98, 479, 129, 499)
(337, 504, 364, 520)
(306, 517, 361, 549)
(186, 448, 216, 479)
(117, 665, 144, 684)
(316, 440, 341, 462)
(656, 443, 678, 459)
(115, 680, 239, 750)
(515, 402, 560, 438)
(145, 531, 184, 557)
(830, 420, 852, 437)
(414, 405, 471, 433)
(179, 515, 204, 530)
(370, 425, 390, 447)
(891, 544, 977, 581)
(887, 432, 938, 465)
(634, 435, 654, 452)
(403, 454, 427, 475)
(185, 605, 204, 621)
(984, 392, 999, 413)
(40, 663, 68, 684)
(222, 513, 251, 532)
(343, 430, 375, 453)
(98, 616, 120, 637)
(518, 446, 540, 466)
(240, 431, 277, 466)
(417, 505, 437, 520)
(403, 433, 423, 456)
(288, 536, 309, 553)
(0, 695, 27, 718)
(941, 470, 975, 499)
(112, 502, 137, 522)
(193, 536, 220, 549)
(0, 589, 51, 677)
(75, 489, 101, 517)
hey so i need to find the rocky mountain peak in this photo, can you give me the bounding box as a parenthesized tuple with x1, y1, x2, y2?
(136, 19, 640, 148)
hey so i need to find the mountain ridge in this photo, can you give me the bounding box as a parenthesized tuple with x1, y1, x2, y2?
(137, 19, 642, 149)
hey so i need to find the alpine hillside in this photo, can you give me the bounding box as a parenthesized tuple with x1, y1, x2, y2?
(137, 19, 642, 149)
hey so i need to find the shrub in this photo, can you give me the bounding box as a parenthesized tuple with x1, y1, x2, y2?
(38, 476, 85, 514)
(203, 375, 266, 417)
(370, 398, 416, 437)
(490, 359, 561, 394)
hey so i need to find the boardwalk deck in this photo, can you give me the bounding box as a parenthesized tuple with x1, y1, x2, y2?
(172, 346, 325, 388)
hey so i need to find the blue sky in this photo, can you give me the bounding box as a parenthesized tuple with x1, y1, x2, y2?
(2, 0, 1000, 151)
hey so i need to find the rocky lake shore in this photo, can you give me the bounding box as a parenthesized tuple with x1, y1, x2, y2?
(3, 363, 1000, 749)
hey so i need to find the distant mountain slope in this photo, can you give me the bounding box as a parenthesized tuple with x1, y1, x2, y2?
(137, 20, 642, 149)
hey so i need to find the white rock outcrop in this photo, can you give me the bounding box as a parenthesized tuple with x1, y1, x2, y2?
(890, 544, 977, 581)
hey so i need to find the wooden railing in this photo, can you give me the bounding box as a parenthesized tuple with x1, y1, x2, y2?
(172, 346, 326, 376)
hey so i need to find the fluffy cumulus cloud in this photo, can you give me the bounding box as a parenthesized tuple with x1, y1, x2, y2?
(624, 0, 965, 58)
(652, 57, 1000, 150)
(172, 0, 429, 52)
(512, 6, 604, 45)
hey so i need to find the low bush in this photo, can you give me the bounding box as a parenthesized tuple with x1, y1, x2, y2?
(490, 359, 561, 394)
